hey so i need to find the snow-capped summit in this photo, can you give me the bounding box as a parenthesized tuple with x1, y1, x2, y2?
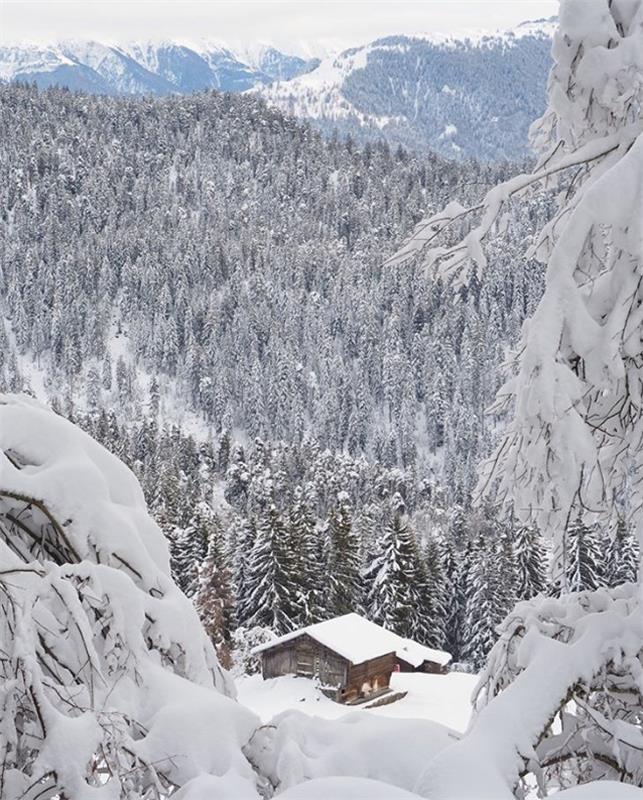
(0, 38, 315, 95)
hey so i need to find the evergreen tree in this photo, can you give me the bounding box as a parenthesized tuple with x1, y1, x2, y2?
(440, 535, 467, 661)
(230, 514, 256, 625)
(605, 518, 639, 587)
(461, 537, 499, 670)
(565, 516, 601, 593)
(420, 536, 447, 649)
(170, 523, 207, 599)
(365, 493, 427, 640)
(289, 484, 325, 625)
(195, 522, 235, 669)
(514, 525, 548, 600)
(327, 492, 362, 617)
(239, 503, 297, 633)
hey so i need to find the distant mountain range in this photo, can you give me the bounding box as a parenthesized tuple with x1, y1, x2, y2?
(0, 40, 319, 95)
(0, 20, 555, 160)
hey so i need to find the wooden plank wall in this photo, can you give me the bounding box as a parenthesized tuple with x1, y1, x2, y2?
(262, 634, 348, 695)
(261, 637, 400, 703)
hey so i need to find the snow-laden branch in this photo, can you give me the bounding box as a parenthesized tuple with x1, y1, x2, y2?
(0, 394, 259, 799)
(416, 586, 643, 799)
(388, 0, 643, 561)
(396, 2, 643, 798)
(384, 122, 642, 278)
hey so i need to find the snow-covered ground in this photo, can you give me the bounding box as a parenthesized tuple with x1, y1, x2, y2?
(237, 670, 477, 732)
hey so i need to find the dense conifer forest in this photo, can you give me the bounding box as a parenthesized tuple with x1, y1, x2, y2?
(1, 84, 638, 669)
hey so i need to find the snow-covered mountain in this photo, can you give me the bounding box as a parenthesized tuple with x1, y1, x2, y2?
(233, 43, 320, 82)
(254, 19, 556, 160)
(0, 20, 554, 159)
(0, 39, 316, 95)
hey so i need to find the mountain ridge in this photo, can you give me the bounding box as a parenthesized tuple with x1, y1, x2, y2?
(0, 19, 555, 159)
(0, 38, 318, 95)
(253, 18, 555, 160)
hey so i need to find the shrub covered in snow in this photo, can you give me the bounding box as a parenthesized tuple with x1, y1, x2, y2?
(231, 625, 277, 677)
(0, 394, 258, 798)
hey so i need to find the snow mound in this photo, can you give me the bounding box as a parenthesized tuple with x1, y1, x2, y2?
(555, 783, 643, 799)
(237, 674, 350, 722)
(244, 708, 456, 796)
(277, 776, 424, 799)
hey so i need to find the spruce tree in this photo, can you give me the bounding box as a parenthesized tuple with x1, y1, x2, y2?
(606, 518, 639, 587)
(440, 536, 467, 661)
(327, 491, 362, 617)
(365, 493, 427, 640)
(239, 503, 297, 633)
(565, 516, 601, 593)
(289, 484, 325, 625)
(420, 536, 447, 649)
(461, 536, 498, 670)
(195, 524, 235, 670)
(230, 514, 256, 626)
(169, 507, 210, 598)
(514, 525, 548, 600)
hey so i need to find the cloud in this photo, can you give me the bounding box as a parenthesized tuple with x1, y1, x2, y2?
(0, 0, 559, 53)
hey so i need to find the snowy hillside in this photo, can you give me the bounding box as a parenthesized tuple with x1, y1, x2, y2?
(254, 19, 555, 160)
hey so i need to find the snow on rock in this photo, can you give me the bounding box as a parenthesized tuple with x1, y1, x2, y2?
(0, 393, 260, 797)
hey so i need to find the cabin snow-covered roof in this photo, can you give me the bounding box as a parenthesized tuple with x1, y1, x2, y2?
(252, 613, 452, 668)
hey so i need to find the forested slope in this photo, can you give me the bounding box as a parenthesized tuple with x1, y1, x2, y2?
(1, 84, 636, 667)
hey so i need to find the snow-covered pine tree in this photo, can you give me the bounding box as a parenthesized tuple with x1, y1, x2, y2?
(238, 502, 297, 633)
(289, 483, 325, 625)
(606, 517, 640, 587)
(230, 514, 256, 623)
(365, 492, 427, 640)
(327, 491, 362, 616)
(460, 536, 500, 670)
(169, 506, 209, 598)
(195, 519, 235, 669)
(564, 515, 601, 593)
(419, 535, 447, 649)
(513, 525, 548, 600)
(440, 535, 467, 661)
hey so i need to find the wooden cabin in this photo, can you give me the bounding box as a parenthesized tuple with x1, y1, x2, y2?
(394, 640, 452, 675)
(253, 613, 451, 704)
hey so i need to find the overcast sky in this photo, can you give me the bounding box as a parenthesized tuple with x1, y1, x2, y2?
(0, 1, 559, 54)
